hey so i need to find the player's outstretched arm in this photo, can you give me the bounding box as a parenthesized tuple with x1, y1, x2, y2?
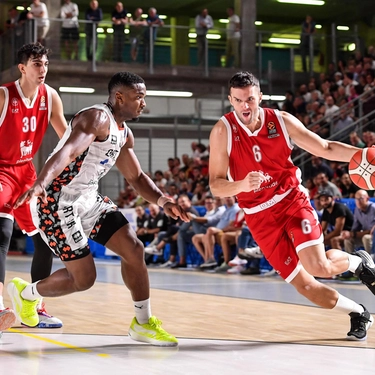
(116, 129, 189, 221)
(209, 120, 265, 197)
(282, 111, 360, 162)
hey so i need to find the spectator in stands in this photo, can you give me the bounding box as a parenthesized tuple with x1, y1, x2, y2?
(5, 6, 19, 32)
(323, 95, 339, 122)
(129, 8, 147, 62)
(135, 205, 151, 245)
(176, 196, 225, 267)
(195, 8, 213, 66)
(214, 209, 245, 273)
(339, 173, 359, 198)
(334, 72, 343, 86)
(190, 181, 208, 206)
(320, 191, 353, 249)
(332, 107, 355, 143)
(315, 172, 342, 199)
(225, 7, 241, 68)
(179, 180, 193, 200)
(5, 7, 24, 51)
(84, 0, 102, 61)
(343, 72, 359, 97)
(143, 7, 164, 64)
(29, 0, 49, 45)
(190, 166, 208, 193)
(111, 2, 128, 62)
(159, 195, 199, 268)
(337, 190, 375, 254)
(282, 90, 295, 115)
(305, 177, 318, 199)
(153, 170, 167, 189)
(310, 156, 334, 180)
(142, 203, 169, 263)
(60, 0, 80, 60)
(349, 131, 366, 148)
(194, 196, 240, 268)
(300, 15, 316, 73)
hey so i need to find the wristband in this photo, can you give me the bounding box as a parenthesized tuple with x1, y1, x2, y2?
(157, 196, 173, 208)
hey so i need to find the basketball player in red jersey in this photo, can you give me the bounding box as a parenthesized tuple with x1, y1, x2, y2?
(0, 43, 66, 332)
(209, 71, 375, 341)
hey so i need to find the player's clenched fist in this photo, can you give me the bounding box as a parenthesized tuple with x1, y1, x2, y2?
(240, 171, 266, 192)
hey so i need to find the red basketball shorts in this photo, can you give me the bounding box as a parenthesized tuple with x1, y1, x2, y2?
(0, 162, 38, 235)
(244, 187, 323, 282)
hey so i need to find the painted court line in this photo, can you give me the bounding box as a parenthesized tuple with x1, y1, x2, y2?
(7, 328, 110, 357)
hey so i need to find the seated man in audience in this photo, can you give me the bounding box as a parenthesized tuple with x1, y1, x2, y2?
(339, 172, 359, 198)
(192, 196, 240, 268)
(315, 172, 342, 199)
(333, 190, 375, 255)
(214, 209, 245, 273)
(176, 196, 225, 266)
(320, 191, 353, 250)
(141, 204, 168, 264)
(159, 194, 200, 268)
(135, 205, 151, 245)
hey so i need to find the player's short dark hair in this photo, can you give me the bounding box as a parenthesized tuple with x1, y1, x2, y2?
(17, 43, 51, 64)
(108, 72, 145, 94)
(228, 71, 260, 93)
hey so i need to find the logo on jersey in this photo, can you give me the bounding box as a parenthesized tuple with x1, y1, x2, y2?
(267, 121, 280, 139)
(39, 96, 47, 110)
(100, 159, 109, 165)
(111, 135, 117, 144)
(72, 230, 83, 243)
(253, 171, 278, 193)
(11, 97, 19, 113)
(105, 149, 119, 160)
(20, 140, 33, 157)
(231, 124, 238, 133)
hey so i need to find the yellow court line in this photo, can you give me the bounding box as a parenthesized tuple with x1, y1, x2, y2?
(8, 328, 110, 357)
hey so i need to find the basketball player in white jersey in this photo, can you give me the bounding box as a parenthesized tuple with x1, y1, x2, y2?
(9, 71, 189, 346)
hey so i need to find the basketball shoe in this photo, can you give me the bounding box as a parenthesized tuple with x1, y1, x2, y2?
(347, 305, 374, 340)
(128, 316, 178, 347)
(7, 277, 39, 328)
(354, 250, 375, 295)
(0, 308, 16, 331)
(21, 301, 63, 328)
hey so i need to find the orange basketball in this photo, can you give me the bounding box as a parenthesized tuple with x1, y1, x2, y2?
(348, 148, 375, 190)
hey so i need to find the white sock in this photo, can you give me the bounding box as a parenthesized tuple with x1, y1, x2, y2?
(347, 254, 362, 273)
(134, 298, 151, 324)
(0, 295, 4, 310)
(21, 282, 43, 301)
(333, 293, 364, 314)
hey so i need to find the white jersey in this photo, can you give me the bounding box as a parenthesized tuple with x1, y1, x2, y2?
(47, 103, 127, 196)
(32, 104, 128, 257)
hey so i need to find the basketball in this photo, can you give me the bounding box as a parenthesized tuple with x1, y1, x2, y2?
(348, 148, 375, 190)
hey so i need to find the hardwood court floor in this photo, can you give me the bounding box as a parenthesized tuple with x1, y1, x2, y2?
(1, 257, 375, 374)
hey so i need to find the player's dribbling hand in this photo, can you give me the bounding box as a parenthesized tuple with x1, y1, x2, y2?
(241, 171, 266, 192)
(14, 184, 48, 209)
(163, 202, 190, 222)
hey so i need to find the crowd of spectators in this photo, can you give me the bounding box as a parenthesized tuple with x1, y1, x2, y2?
(2, 3, 239, 65)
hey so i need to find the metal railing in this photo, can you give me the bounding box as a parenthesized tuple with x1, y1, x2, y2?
(0, 17, 362, 84)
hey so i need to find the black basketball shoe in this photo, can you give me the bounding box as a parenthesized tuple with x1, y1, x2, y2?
(354, 250, 375, 295)
(347, 305, 374, 340)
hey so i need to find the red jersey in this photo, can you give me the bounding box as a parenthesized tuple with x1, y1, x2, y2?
(0, 80, 52, 165)
(222, 108, 302, 212)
